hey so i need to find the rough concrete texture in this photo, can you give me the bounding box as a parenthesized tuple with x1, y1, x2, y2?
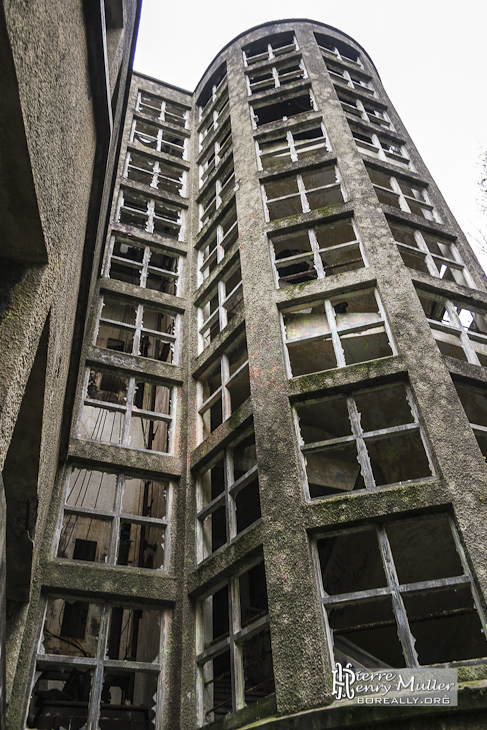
(6, 16, 487, 730)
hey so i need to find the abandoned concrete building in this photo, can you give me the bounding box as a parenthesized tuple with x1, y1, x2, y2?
(3, 11, 487, 730)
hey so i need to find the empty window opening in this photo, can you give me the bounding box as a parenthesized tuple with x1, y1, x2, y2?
(247, 59, 307, 95)
(28, 599, 166, 729)
(196, 562, 274, 725)
(104, 237, 181, 295)
(197, 333, 250, 443)
(130, 117, 187, 159)
(57, 467, 170, 570)
(315, 515, 487, 669)
(197, 204, 238, 285)
(262, 165, 344, 222)
(256, 123, 329, 170)
(417, 290, 487, 366)
(199, 91, 230, 151)
(136, 90, 189, 128)
(95, 293, 179, 364)
(454, 382, 487, 458)
(199, 159, 235, 229)
(117, 188, 184, 240)
(367, 167, 440, 222)
(324, 59, 375, 96)
(243, 32, 298, 66)
(78, 368, 174, 453)
(282, 287, 393, 377)
(198, 63, 227, 119)
(350, 125, 412, 170)
(315, 33, 362, 66)
(296, 382, 432, 498)
(124, 151, 186, 197)
(197, 255, 243, 351)
(199, 120, 232, 188)
(271, 218, 364, 287)
(197, 428, 260, 561)
(388, 221, 471, 287)
(251, 92, 316, 128)
(336, 90, 392, 130)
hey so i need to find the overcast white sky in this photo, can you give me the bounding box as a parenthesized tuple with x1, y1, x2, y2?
(134, 0, 487, 259)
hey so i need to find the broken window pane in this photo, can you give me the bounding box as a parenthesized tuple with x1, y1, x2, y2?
(454, 382, 487, 457)
(29, 600, 166, 729)
(252, 92, 315, 128)
(196, 561, 274, 725)
(243, 32, 297, 65)
(316, 516, 487, 670)
(263, 165, 343, 222)
(282, 288, 392, 376)
(296, 383, 432, 497)
(58, 514, 110, 563)
(197, 427, 260, 561)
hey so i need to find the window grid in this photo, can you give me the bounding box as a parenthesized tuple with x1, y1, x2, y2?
(389, 222, 473, 288)
(256, 123, 329, 170)
(199, 91, 230, 152)
(197, 257, 243, 352)
(250, 90, 317, 129)
(199, 120, 232, 188)
(261, 165, 345, 223)
(281, 288, 395, 377)
(123, 150, 186, 197)
(243, 34, 298, 66)
(270, 218, 365, 287)
(350, 126, 413, 171)
(368, 168, 441, 223)
(94, 293, 180, 364)
(117, 188, 184, 240)
(418, 291, 487, 367)
(130, 118, 187, 160)
(78, 368, 174, 454)
(199, 71, 227, 121)
(196, 427, 260, 562)
(56, 466, 171, 571)
(199, 161, 235, 229)
(196, 563, 274, 725)
(336, 90, 393, 131)
(246, 58, 307, 95)
(324, 59, 376, 97)
(295, 383, 433, 498)
(197, 333, 250, 443)
(197, 204, 239, 285)
(313, 515, 487, 669)
(315, 37, 362, 67)
(136, 90, 189, 129)
(28, 598, 168, 730)
(104, 236, 181, 296)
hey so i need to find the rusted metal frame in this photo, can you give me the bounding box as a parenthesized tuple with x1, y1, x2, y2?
(378, 526, 419, 667)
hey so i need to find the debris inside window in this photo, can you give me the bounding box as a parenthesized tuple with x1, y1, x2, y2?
(271, 218, 363, 287)
(296, 383, 432, 497)
(28, 600, 165, 728)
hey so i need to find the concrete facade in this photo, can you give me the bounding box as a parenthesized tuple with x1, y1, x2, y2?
(5, 17, 487, 730)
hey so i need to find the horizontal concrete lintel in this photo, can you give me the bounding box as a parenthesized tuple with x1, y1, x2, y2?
(266, 201, 354, 237)
(192, 315, 246, 378)
(108, 222, 189, 253)
(40, 560, 177, 604)
(187, 523, 264, 598)
(275, 267, 375, 307)
(190, 399, 253, 471)
(68, 439, 182, 477)
(287, 356, 407, 401)
(304, 478, 447, 533)
(85, 345, 184, 383)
